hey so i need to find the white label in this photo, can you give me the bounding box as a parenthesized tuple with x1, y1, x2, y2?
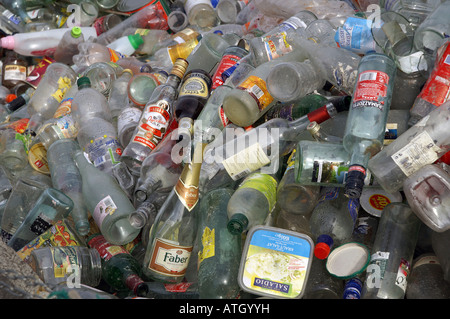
(391, 131, 443, 177)
(93, 195, 117, 228)
(117, 107, 141, 135)
(222, 143, 271, 180)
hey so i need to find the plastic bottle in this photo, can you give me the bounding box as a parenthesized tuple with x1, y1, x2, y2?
(107, 69, 134, 124)
(0, 27, 97, 57)
(227, 173, 278, 235)
(53, 26, 85, 65)
(72, 42, 126, 73)
(368, 99, 450, 194)
(197, 188, 242, 299)
(106, 34, 144, 56)
(362, 203, 422, 299)
(342, 53, 397, 199)
(309, 187, 359, 259)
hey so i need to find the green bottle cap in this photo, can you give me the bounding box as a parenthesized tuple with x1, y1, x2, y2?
(71, 26, 82, 38)
(227, 213, 249, 235)
(128, 34, 144, 50)
(77, 76, 91, 88)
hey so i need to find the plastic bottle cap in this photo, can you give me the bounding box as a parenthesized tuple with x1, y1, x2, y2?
(128, 34, 144, 50)
(77, 76, 91, 87)
(326, 242, 370, 279)
(71, 26, 82, 38)
(5, 94, 17, 103)
(314, 242, 331, 259)
(227, 213, 249, 235)
(0, 36, 14, 50)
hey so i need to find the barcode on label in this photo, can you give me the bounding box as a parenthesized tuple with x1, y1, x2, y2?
(103, 196, 115, 208)
(359, 72, 377, 82)
(231, 168, 251, 181)
(250, 85, 264, 99)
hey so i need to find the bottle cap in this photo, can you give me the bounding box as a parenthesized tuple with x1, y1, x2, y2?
(128, 34, 144, 50)
(5, 94, 17, 103)
(171, 58, 189, 79)
(307, 121, 320, 136)
(0, 36, 14, 50)
(314, 242, 331, 259)
(344, 165, 366, 199)
(77, 76, 91, 88)
(71, 26, 82, 38)
(326, 242, 370, 279)
(122, 68, 133, 75)
(227, 213, 249, 235)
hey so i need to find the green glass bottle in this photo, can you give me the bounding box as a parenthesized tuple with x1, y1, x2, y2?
(87, 233, 149, 297)
(197, 187, 242, 299)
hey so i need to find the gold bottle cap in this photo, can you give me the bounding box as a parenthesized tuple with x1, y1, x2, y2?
(122, 69, 133, 75)
(171, 58, 189, 79)
(28, 142, 50, 175)
(307, 121, 320, 135)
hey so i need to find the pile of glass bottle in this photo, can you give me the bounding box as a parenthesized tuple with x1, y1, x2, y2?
(1, 0, 450, 300)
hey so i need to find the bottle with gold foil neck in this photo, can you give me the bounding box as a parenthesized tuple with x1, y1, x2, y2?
(142, 142, 206, 283)
(121, 58, 188, 176)
(148, 35, 202, 72)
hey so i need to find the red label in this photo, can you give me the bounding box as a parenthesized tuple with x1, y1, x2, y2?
(211, 54, 242, 89)
(369, 194, 391, 211)
(418, 45, 450, 106)
(88, 234, 129, 261)
(353, 70, 389, 110)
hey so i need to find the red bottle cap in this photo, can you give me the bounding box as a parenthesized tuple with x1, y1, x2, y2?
(5, 94, 16, 103)
(314, 242, 331, 260)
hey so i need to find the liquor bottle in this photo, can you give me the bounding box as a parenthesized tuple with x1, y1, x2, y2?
(408, 39, 450, 126)
(200, 95, 351, 193)
(46, 139, 90, 236)
(1, 50, 28, 90)
(211, 45, 249, 90)
(2, 0, 32, 23)
(403, 163, 450, 232)
(362, 203, 422, 299)
(87, 233, 149, 297)
(406, 253, 450, 299)
(71, 77, 122, 176)
(342, 53, 397, 199)
(133, 130, 183, 204)
(117, 106, 142, 148)
(307, 121, 343, 144)
(142, 142, 206, 283)
(0, 87, 35, 124)
(73, 150, 140, 246)
(266, 60, 325, 103)
(53, 26, 85, 65)
(174, 69, 212, 140)
(121, 58, 188, 176)
(276, 150, 321, 216)
(367, 99, 450, 194)
(197, 188, 242, 299)
(7, 187, 74, 251)
(309, 187, 359, 259)
(227, 172, 278, 235)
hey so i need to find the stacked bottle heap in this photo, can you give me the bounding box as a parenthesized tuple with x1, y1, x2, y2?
(2, 0, 450, 300)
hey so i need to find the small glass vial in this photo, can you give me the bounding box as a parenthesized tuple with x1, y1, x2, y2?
(29, 246, 102, 288)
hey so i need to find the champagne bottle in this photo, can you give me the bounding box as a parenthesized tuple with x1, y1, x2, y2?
(121, 58, 188, 176)
(142, 142, 206, 283)
(73, 150, 140, 246)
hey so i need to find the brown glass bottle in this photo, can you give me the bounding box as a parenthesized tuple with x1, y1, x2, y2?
(2, 51, 27, 89)
(174, 69, 212, 138)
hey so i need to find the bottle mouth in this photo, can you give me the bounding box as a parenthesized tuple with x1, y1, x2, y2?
(227, 213, 249, 235)
(344, 166, 366, 199)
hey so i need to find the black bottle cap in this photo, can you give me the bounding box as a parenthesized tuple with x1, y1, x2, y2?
(6, 96, 26, 113)
(344, 165, 366, 199)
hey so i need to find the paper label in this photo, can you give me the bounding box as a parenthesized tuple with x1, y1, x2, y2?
(93, 195, 117, 228)
(238, 173, 278, 211)
(222, 143, 271, 181)
(148, 238, 193, 277)
(52, 247, 79, 278)
(261, 31, 292, 61)
(198, 226, 215, 264)
(117, 107, 142, 135)
(336, 17, 377, 54)
(178, 72, 210, 98)
(395, 258, 411, 292)
(391, 131, 443, 177)
(212, 53, 243, 89)
(87, 235, 129, 262)
(4, 65, 27, 81)
(237, 75, 274, 112)
(352, 70, 389, 111)
(133, 101, 171, 150)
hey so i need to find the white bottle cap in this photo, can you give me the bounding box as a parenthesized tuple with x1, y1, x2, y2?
(326, 242, 370, 279)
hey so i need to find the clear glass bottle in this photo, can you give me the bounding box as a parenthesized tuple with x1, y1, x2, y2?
(303, 257, 344, 299)
(117, 106, 141, 148)
(197, 187, 242, 299)
(142, 142, 206, 283)
(29, 246, 102, 288)
(73, 150, 140, 246)
(216, 0, 249, 24)
(121, 59, 188, 176)
(107, 69, 133, 124)
(83, 62, 124, 97)
(87, 233, 148, 297)
(362, 203, 422, 299)
(408, 40, 450, 126)
(211, 46, 249, 91)
(227, 172, 278, 235)
(7, 187, 74, 251)
(127, 70, 168, 108)
(431, 228, 450, 282)
(46, 139, 89, 236)
(309, 187, 359, 259)
(367, 100, 450, 194)
(343, 53, 397, 199)
(183, 0, 219, 28)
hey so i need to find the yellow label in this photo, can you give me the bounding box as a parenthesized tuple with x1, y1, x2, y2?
(238, 75, 274, 111)
(239, 173, 278, 211)
(198, 226, 215, 264)
(167, 38, 200, 63)
(50, 76, 72, 103)
(179, 73, 210, 98)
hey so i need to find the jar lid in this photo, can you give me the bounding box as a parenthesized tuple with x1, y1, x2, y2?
(326, 242, 370, 279)
(28, 142, 50, 175)
(360, 187, 403, 217)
